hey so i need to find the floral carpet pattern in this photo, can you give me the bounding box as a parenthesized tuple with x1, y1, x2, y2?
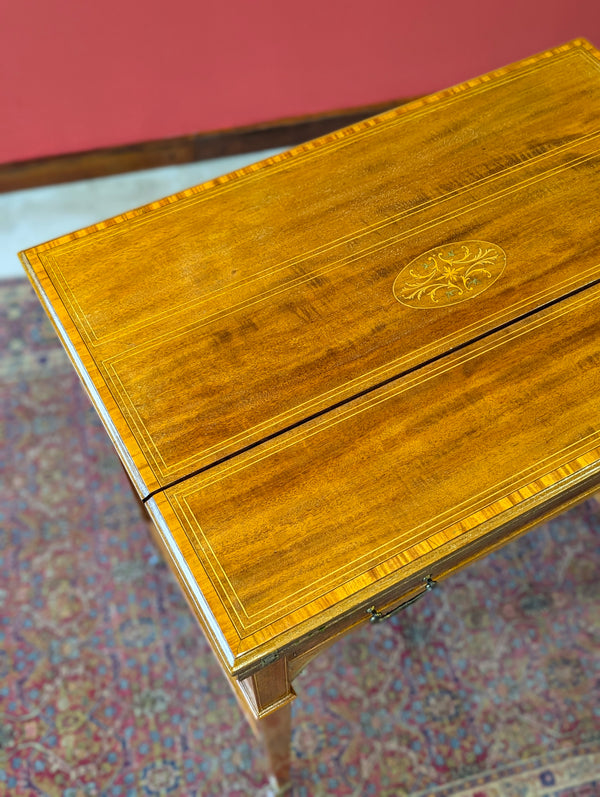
(1, 278, 600, 796)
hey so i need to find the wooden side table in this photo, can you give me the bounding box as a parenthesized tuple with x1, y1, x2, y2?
(20, 38, 600, 792)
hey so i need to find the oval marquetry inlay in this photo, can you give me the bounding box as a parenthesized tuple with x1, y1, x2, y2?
(393, 241, 506, 309)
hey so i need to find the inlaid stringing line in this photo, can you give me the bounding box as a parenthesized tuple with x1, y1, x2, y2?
(44, 250, 100, 343)
(168, 492, 251, 627)
(90, 123, 600, 348)
(176, 438, 600, 631)
(207, 440, 600, 628)
(244, 449, 600, 627)
(110, 261, 600, 477)
(51, 115, 600, 348)
(186, 402, 600, 624)
(191, 286, 600, 491)
(577, 41, 600, 70)
(19, 252, 158, 494)
(234, 449, 600, 634)
(105, 363, 168, 471)
(41, 46, 591, 343)
(104, 141, 600, 368)
(169, 291, 600, 626)
(103, 150, 600, 479)
(178, 492, 252, 625)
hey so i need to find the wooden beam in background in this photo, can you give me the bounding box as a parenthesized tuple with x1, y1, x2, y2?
(0, 98, 411, 193)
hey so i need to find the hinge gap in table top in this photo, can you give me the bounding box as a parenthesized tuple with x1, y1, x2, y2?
(142, 273, 600, 503)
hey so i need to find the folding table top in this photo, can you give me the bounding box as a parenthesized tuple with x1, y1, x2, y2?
(21, 38, 600, 675)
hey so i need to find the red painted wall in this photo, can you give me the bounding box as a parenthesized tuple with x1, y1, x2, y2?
(3, 0, 600, 165)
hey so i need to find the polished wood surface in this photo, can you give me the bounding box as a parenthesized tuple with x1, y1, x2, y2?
(149, 282, 600, 672)
(20, 37, 600, 786)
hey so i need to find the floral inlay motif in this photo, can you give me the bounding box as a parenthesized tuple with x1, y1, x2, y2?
(393, 240, 506, 308)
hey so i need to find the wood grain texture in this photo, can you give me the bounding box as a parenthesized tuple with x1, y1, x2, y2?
(150, 284, 600, 671)
(19, 38, 600, 683)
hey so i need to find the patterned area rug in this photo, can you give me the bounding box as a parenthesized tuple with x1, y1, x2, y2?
(2, 278, 600, 797)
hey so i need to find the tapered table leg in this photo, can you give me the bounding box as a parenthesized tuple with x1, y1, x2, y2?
(231, 659, 295, 792)
(256, 701, 292, 793)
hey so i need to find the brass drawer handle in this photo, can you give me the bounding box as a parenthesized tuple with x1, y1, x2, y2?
(367, 576, 437, 623)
